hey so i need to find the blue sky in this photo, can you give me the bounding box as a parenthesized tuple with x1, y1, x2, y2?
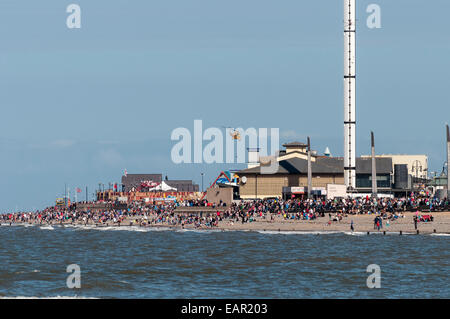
(0, 0, 449, 211)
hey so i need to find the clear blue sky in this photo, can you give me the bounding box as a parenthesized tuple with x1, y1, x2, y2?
(0, 0, 449, 211)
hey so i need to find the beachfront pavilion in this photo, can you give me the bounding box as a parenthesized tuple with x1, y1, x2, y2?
(236, 156, 393, 199)
(121, 174, 199, 192)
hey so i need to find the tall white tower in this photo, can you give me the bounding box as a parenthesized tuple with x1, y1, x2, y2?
(344, 0, 356, 191)
(447, 124, 450, 199)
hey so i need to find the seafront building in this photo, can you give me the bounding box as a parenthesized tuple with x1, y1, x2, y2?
(121, 174, 199, 192)
(87, 139, 439, 207)
(94, 174, 200, 204)
(360, 154, 428, 181)
(234, 142, 429, 200)
(90, 141, 435, 206)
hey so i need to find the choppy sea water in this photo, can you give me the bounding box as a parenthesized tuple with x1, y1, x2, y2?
(0, 224, 449, 299)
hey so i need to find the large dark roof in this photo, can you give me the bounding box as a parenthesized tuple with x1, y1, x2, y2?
(282, 141, 307, 147)
(238, 157, 392, 175)
(166, 180, 199, 192)
(121, 174, 163, 191)
(122, 174, 162, 182)
(121, 174, 199, 192)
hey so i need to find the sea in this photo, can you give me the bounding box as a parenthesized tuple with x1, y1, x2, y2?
(0, 224, 449, 299)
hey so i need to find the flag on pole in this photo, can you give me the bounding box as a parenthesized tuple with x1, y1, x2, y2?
(124, 169, 128, 177)
(76, 188, 82, 193)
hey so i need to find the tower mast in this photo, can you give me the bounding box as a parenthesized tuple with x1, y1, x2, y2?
(447, 124, 450, 199)
(307, 137, 312, 199)
(344, 0, 357, 191)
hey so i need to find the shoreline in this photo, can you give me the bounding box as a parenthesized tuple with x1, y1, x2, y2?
(3, 211, 450, 235)
(1, 223, 449, 236)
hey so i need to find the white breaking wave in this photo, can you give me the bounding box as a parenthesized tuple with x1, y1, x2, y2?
(39, 226, 54, 230)
(175, 228, 221, 234)
(96, 226, 149, 232)
(0, 296, 98, 299)
(146, 227, 173, 232)
(343, 231, 367, 236)
(256, 230, 399, 236)
(345, 231, 383, 236)
(73, 224, 96, 229)
(14, 270, 41, 274)
(70, 225, 172, 232)
(256, 230, 342, 235)
(430, 233, 450, 237)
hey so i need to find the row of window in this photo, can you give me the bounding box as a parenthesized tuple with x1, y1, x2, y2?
(356, 174, 391, 188)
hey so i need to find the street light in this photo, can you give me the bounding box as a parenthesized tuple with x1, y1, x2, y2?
(412, 160, 423, 181)
(200, 173, 204, 192)
(411, 160, 424, 194)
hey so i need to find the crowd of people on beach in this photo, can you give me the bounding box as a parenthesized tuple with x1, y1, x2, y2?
(1, 195, 448, 229)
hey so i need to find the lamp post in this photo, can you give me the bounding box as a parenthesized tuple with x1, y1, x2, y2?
(412, 160, 422, 190)
(200, 173, 204, 192)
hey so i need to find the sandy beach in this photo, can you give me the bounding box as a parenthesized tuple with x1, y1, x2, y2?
(215, 211, 450, 234)
(5, 211, 450, 235)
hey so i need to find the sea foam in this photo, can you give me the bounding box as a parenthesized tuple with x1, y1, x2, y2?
(39, 226, 54, 230)
(0, 296, 98, 299)
(256, 230, 341, 235)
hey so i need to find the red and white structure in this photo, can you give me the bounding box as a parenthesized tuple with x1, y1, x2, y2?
(344, 0, 357, 191)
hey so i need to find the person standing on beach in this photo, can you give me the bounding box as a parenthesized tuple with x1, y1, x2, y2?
(374, 216, 380, 231)
(413, 216, 418, 230)
(350, 220, 354, 232)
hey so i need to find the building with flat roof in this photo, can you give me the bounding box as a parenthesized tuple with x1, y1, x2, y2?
(238, 141, 431, 199)
(361, 154, 428, 180)
(237, 155, 393, 199)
